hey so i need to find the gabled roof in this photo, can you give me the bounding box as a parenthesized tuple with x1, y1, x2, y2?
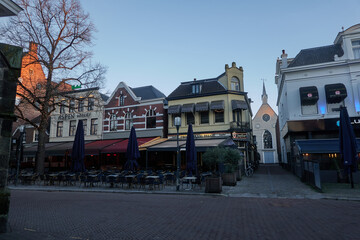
(130, 85, 166, 100)
(288, 44, 344, 68)
(167, 78, 226, 99)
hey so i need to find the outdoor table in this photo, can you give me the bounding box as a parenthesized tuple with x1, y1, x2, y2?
(48, 174, 58, 185)
(107, 174, 119, 187)
(145, 175, 159, 179)
(182, 176, 197, 190)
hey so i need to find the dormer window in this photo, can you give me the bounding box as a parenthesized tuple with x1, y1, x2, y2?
(192, 84, 201, 94)
(231, 77, 240, 91)
(352, 40, 360, 59)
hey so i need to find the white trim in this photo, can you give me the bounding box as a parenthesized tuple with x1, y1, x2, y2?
(0, 0, 22, 16)
(105, 101, 164, 111)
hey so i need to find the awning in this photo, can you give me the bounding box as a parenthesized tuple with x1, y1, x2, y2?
(23, 142, 64, 157)
(325, 83, 347, 103)
(299, 86, 319, 105)
(46, 142, 80, 156)
(295, 139, 360, 154)
(101, 137, 156, 153)
(138, 137, 168, 151)
(210, 100, 224, 110)
(147, 140, 186, 152)
(84, 139, 123, 155)
(148, 138, 235, 152)
(231, 100, 248, 110)
(181, 103, 195, 113)
(168, 105, 181, 114)
(195, 102, 209, 112)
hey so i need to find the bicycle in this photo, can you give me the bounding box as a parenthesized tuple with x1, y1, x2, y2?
(245, 163, 254, 177)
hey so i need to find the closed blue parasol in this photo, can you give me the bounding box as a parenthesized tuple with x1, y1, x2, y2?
(72, 120, 85, 172)
(339, 106, 357, 188)
(186, 124, 197, 176)
(125, 126, 140, 171)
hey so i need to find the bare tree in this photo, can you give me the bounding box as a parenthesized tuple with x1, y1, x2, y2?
(0, 0, 106, 174)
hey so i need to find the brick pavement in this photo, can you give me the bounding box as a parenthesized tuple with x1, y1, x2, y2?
(2, 164, 360, 239)
(2, 191, 360, 240)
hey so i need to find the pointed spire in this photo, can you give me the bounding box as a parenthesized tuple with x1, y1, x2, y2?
(261, 80, 268, 104)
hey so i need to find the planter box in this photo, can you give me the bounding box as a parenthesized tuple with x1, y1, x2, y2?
(222, 172, 237, 186)
(205, 177, 222, 193)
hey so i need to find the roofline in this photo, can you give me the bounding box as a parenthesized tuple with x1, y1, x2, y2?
(60, 87, 100, 95)
(105, 81, 141, 105)
(0, 0, 22, 16)
(166, 90, 248, 101)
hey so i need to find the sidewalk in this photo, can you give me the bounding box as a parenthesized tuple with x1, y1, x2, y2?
(6, 165, 360, 200)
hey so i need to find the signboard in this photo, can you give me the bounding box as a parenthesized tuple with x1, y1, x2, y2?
(232, 132, 248, 141)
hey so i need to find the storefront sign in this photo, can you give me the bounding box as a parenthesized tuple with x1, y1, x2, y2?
(232, 132, 248, 140)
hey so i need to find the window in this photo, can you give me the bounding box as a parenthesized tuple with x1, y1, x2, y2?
(352, 40, 360, 59)
(233, 110, 242, 125)
(81, 119, 87, 135)
(231, 77, 240, 91)
(57, 121, 63, 137)
(69, 99, 75, 113)
(78, 99, 84, 112)
(192, 84, 200, 94)
(33, 130, 39, 142)
(60, 100, 66, 114)
(88, 97, 95, 111)
(125, 112, 133, 130)
(146, 109, 156, 129)
(110, 114, 117, 131)
(69, 120, 76, 136)
(90, 119, 98, 135)
(186, 112, 195, 125)
(119, 95, 125, 106)
(263, 130, 273, 149)
(200, 111, 209, 124)
(214, 109, 224, 123)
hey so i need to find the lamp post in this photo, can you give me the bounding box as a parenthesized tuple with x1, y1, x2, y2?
(174, 117, 181, 191)
(15, 125, 25, 186)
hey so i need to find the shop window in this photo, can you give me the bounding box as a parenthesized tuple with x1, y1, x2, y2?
(146, 109, 156, 129)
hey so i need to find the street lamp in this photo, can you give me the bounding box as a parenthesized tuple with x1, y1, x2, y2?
(15, 125, 25, 185)
(174, 116, 181, 191)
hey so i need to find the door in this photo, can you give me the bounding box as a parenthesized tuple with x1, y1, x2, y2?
(264, 151, 274, 164)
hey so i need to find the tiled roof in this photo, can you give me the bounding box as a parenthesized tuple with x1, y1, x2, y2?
(288, 44, 344, 68)
(130, 85, 166, 100)
(167, 79, 226, 99)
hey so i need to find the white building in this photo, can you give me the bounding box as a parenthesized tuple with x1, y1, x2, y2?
(49, 87, 108, 142)
(275, 24, 360, 172)
(253, 82, 278, 164)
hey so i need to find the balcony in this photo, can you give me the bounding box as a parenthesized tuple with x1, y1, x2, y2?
(230, 121, 252, 132)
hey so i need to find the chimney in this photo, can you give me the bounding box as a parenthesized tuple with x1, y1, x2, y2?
(29, 42, 38, 60)
(281, 49, 288, 68)
(194, 78, 196, 81)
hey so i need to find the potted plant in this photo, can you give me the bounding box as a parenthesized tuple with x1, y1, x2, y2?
(222, 148, 241, 186)
(202, 147, 223, 193)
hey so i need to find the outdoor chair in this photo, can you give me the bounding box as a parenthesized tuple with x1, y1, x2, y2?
(118, 175, 127, 188)
(165, 174, 174, 185)
(136, 174, 146, 189)
(79, 174, 87, 187)
(107, 175, 117, 188)
(154, 175, 164, 190)
(145, 177, 155, 190)
(57, 174, 64, 185)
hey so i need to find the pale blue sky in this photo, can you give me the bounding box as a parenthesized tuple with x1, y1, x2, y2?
(82, 0, 360, 114)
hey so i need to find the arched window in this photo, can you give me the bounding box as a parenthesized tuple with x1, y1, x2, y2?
(263, 130, 273, 149)
(125, 112, 133, 130)
(231, 77, 240, 91)
(110, 114, 117, 131)
(146, 109, 156, 128)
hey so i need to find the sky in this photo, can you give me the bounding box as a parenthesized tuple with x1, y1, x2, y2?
(81, 0, 360, 115)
